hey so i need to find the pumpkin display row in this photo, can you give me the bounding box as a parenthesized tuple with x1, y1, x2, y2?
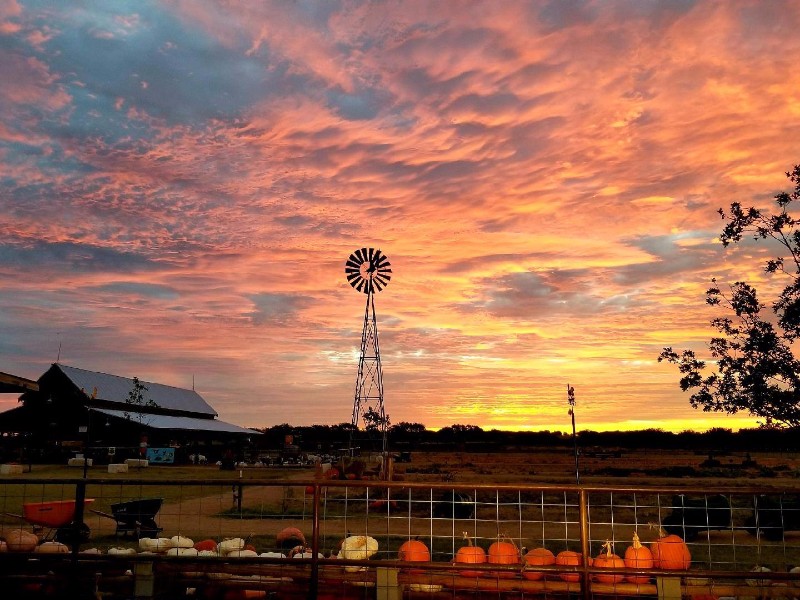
(450, 529, 691, 582)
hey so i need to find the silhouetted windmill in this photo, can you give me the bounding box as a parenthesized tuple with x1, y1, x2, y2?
(345, 248, 392, 456)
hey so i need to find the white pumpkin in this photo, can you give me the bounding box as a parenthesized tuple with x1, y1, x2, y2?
(5, 529, 38, 552)
(340, 535, 379, 560)
(108, 547, 136, 555)
(408, 584, 443, 593)
(227, 549, 259, 558)
(293, 551, 324, 559)
(747, 566, 772, 587)
(197, 550, 218, 557)
(259, 551, 286, 559)
(139, 537, 174, 552)
(168, 547, 199, 557)
(35, 541, 69, 554)
(80, 547, 101, 555)
(339, 535, 379, 572)
(217, 537, 245, 555)
(170, 535, 194, 549)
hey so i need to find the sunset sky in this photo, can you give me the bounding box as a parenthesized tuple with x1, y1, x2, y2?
(2, 1, 799, 433)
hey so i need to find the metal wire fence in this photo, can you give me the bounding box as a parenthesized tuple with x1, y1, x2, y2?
(0, 476, 799, 599)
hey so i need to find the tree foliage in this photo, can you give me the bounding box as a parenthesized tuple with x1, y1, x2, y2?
(659, 164, 800, 427)
(362, 405, 389, 431)
(123, 376, 158, 425)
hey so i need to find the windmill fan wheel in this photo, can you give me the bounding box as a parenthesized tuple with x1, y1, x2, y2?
(345, 248, 392, 294)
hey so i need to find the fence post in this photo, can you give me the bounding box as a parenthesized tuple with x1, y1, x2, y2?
(579, 488, 591, 600)
(656, 576, 682, 600)
(133, 561, 155, 599)
(308, 482, 321, 600)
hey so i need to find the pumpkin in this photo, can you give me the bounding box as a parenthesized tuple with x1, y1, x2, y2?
(139, 537, 174, 553)
(746, 566, 772, 587)
(198, 550, 219, 557)
(218, 537, 246, 555)
(398, 538, 430, 562)
(398, 538, 430, 574)
(194, 539, 218, 552)
(228, 549, 259, 558)
(168, 547, 199, 556)
(35, 541, 69, 554)
(522, 547, 555, 581)
(624, 532, 654, 584)
(276, 527, 306, 550)
(223, 591, 267, 600)
(555, 550, 583, 582)
(108, 547, 136, 555)
(259, 551, 286, 559)
(340, 535, 379, 572)
(407, 583, 443, 592)
(594, 541, 625, 584)
(453, 532, 486, 578)
(290, 547, 323, 559)
(170, 535, 194, 549)
(487, 535, 520, 578)
(5, 529, 38, 552)
(649, 526, 691, 570)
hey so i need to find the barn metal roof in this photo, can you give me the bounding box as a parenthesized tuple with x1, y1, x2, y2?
(92, 408, 256, 435)
(57, 364, 217, 417)
(0, 371, 38, 394)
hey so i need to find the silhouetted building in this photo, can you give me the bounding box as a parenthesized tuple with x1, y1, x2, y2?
(0, 364, 255, 463)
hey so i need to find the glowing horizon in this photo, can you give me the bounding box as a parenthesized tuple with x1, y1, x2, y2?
(1, 1, 799, 434)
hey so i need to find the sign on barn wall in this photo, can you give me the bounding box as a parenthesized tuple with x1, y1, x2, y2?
(146, 447, 175, 464)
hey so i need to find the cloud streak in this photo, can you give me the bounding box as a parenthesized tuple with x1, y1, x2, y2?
(1, 0, 799, 432)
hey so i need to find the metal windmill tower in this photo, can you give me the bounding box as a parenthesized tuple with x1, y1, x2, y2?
(345, 247, 392, 456)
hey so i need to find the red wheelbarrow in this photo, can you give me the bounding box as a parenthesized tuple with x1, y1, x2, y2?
(12, 499, 95, 543)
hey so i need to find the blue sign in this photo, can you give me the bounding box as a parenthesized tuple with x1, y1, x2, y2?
(146, 447, 175, 464)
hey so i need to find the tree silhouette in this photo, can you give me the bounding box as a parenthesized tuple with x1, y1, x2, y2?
(659, 164, 800, 427)
(123, 377, 158, 425)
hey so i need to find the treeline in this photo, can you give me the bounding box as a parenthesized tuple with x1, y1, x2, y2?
(251, 422, 800, 454)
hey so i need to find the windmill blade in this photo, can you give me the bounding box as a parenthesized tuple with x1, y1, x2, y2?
(373, 278, 385, 292)
(355, 278, 366, 293)
(347, 273, 363, 288)
(375, 273, 390, 286)
(357, 248, 369, 263)
(345, 258, 361, 270)
(367, 247, 376, 263)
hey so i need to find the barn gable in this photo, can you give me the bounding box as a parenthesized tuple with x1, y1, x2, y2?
(52, 364, 217, 417)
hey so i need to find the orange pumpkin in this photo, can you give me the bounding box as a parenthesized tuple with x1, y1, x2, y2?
(594, 541, 625, 584)
(194, 539, 218, 552)
(555, 550, 583, 582)
(398, 537, 430, 573)
(649, 526, 691, 570)
(486, 535, 520, 578)
(223, 590, 267, 600)
(624, 532, 654, 584)
(453, 532, 486, 578)
(522, 547, 555, 581)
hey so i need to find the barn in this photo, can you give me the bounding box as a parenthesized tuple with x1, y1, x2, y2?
(0, 363, 256, 464)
